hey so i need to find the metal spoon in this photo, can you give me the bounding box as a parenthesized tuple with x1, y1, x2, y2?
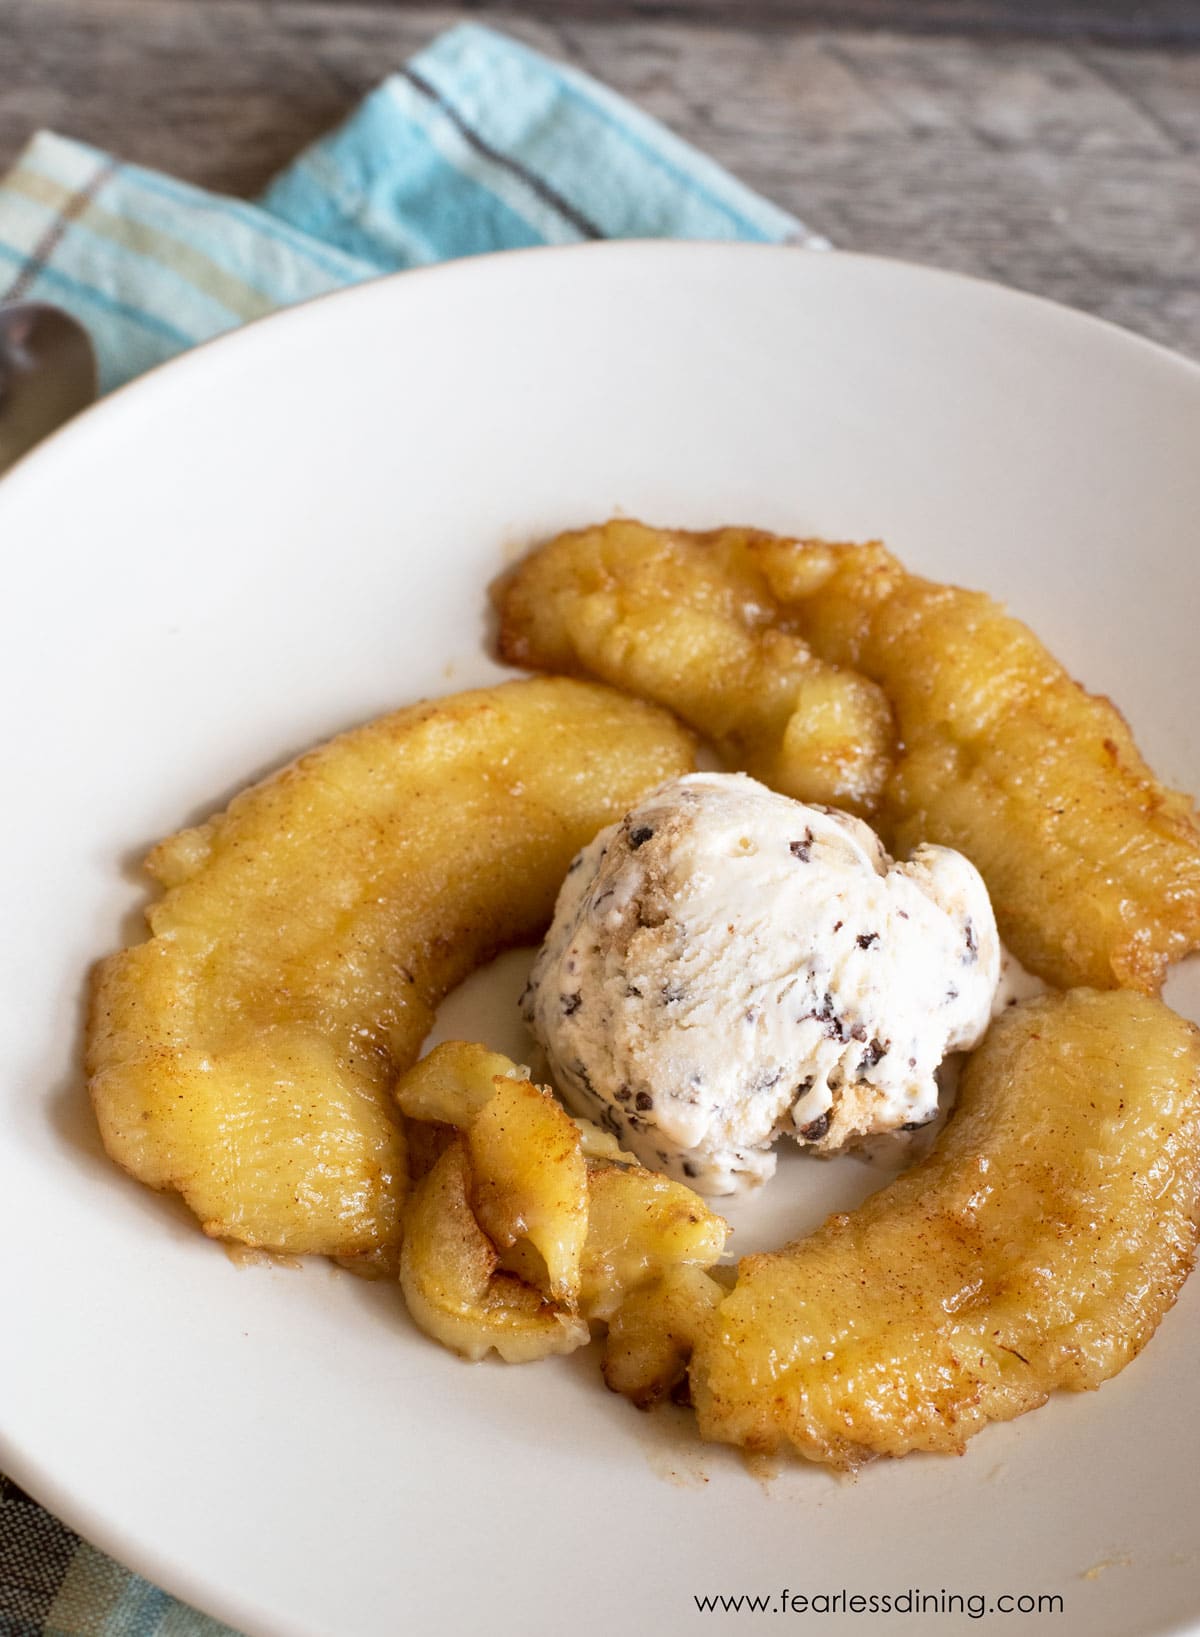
(0, 302, 98, 477)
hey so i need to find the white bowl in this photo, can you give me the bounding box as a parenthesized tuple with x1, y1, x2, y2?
(3, 243, 1199, 1637)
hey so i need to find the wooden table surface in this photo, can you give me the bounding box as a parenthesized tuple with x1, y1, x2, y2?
(2, 0, 1198, 359)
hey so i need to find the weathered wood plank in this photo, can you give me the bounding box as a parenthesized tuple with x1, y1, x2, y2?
(1, 0, 1197, 357)
(561, 0, 1200, 46)
(112, 0, 1200, 49)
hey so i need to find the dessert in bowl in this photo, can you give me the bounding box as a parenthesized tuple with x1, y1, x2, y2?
(87, 519, 1200, 1470)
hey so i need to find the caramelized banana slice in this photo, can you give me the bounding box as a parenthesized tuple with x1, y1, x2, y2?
(398, 1042, 715, 1313)
(580, 1160, 728, 1323)
(397, 1040, 725, 1357)
(603, 1264, 726, 1409)
(397, 1044, 590, 1305)
(400, 1140, 589, 1364)
(572, 1120, 638, 1165)
(690, 990, 1200, 1467)
(88, 680, 694, 1259)
(396, 1041, 529, 1128)
(755, 537, 1200, 991)
(496, 520, 895, 816)
(466, 1077, 588, 1307)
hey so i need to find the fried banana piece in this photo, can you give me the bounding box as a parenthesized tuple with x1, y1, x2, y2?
(691, 990, 1200, 1467)
(603, 1264, 726, 1409)
(496, 520, 895, 816)
(579, 1160, 728, 1323)
(398, 1045, 591, 1306)
(756, 537, 1200, 990)
(466, 1076, 589, 1307)
(401, 1140, 589, 1364)
(397, 1041, 725, 1359)
(396, 1041, 530, 1129)
(88, 680, 694, 1260)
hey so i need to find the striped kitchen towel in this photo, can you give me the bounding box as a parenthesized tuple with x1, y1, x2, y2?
(0, 21, 825, 398)
(0, 21, 827, 1636)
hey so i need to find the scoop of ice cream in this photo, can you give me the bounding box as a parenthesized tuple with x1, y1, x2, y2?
(521, 772, 1000, 1195)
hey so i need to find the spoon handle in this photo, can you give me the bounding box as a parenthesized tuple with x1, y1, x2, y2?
(0, 301, 98, 477)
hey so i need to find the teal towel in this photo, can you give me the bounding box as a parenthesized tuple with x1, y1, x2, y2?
(0, 22, 825, 1636)
(0, 22, 825, 397)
